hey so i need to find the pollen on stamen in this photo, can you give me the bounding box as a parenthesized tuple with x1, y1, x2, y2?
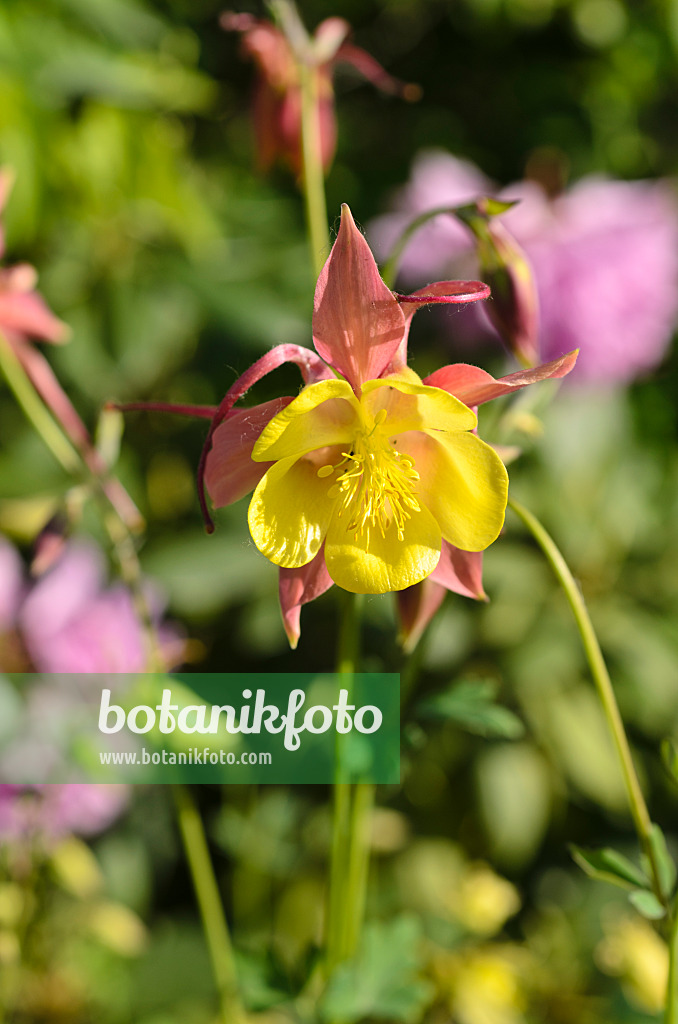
(317, 464, 335, 478)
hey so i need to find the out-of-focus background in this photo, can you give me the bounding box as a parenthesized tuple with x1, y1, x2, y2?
(1, 0, 678, 1021)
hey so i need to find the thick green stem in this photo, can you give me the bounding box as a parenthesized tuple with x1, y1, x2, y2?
(342, 781, 375, 958)
(326, 593, 373, 974)
(299, 60, 329, 279)
(173, 785, 246, 1024)
(508, 497, 665, 905)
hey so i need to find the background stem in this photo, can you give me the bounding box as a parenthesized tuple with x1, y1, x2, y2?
(173, 785, 246, 1024)
(299, 60, 329, 279)
(508, 496, 665, 905)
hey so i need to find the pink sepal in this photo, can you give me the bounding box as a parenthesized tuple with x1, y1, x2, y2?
(279, 549, 334, 649)
(396, 279, 491, 317)
(387, 279, 491, 374)
(396, 579, 446, 653)
(0, 266, 69, 344)
(313, 18, 351, 63)
(334, 42, 421, 101)
(204, 396, 293, 509)
(197, 344, 331, 531)
(396, 542, 486, 651)
(313, 205, 405, 393)
(431, 541, 486, 601)
(424, 349, 578, 406)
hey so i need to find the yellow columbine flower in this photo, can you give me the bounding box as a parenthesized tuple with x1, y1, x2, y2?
(201, 204, 577, 639)
(247, 373, 508, 594)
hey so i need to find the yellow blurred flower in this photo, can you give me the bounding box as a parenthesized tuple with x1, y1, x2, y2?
(596, 912, 668, 1013)
(435, 945, 531, 1024)
(456, 864, 521, 937)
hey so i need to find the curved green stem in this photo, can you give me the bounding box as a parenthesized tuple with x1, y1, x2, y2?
(508, 497, 665, 905)
(381, 205, 459, 289)
(173, 785, 246, 1024)
(299, 59, 329, 279)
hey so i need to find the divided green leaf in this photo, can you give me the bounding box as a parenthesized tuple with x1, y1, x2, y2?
(628, 889, 666, 921)
(418, 679, 525, 739)
(320, 916, 434, 1023)
(570, 845, 649, 890)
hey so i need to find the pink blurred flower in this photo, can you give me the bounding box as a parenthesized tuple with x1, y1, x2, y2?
(370, 151, 678, 384)
(222, 8, 419, 177)
(0, 536, 182, 842)
(0, 783, 128, 842)
(0, 535, 181, 674)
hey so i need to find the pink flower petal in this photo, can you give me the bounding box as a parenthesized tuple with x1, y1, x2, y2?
(205, 396, 293, 508)
(424, 350, 578, 406)
(278, 549, 334, 649)
(313, 204, 405, 392)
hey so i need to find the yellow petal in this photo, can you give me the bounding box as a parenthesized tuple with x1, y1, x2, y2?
(361, 378, 477, 435)
(248, 455, 337, 568)
(252, 379, 359, 462)
(397, 430, 508, 551)
(324, 504, 442, 594)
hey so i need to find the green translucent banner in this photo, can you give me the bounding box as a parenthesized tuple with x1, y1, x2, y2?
(0, 673, 400, 784)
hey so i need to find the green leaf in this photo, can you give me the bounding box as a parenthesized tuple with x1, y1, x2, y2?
(661, 738, 678, 784)
(418, 679, 525, 739)
(628, 890, 667, 920)
(320, 916, 434, 1023)
(482, 197, 520, 216)
(570, 845, 650, 890)
(646, 824, 677, 900)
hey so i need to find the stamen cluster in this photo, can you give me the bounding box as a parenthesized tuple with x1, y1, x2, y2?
(317, 410, 421, 541)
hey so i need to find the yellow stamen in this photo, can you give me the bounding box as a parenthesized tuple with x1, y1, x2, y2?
(329, 429, 420, 541)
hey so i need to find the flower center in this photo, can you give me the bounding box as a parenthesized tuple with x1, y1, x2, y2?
(317, 412, 420, 541)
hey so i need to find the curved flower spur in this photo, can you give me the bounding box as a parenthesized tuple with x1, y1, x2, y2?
(196, 205, 577, 645)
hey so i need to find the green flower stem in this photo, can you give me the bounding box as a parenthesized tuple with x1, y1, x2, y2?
(342, 780, 375, 958)
(0, 330, 162, 670)
(508, 497, 665, 906)
(173, 785, 246, 1024)
(326, 593, 373, 973)
(667, 903, 678, 1024)
(299, 58, 329, 279)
